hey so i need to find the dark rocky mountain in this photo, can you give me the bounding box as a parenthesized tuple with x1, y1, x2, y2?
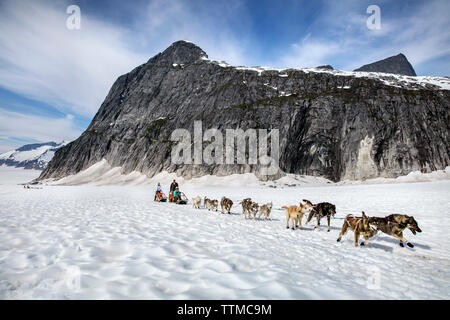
(38, 41, 449, 182)
(354, 53, 417, 76)
(316, 65, 334, 70)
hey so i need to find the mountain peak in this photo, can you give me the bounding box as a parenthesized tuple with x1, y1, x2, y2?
(0, 141, 67, 170)
(155, 40, 208, 64)
(354, 53, 417, 76)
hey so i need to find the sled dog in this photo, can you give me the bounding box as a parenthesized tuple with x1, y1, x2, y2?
(305, 200, 336, 232)
(368, 214, 422, 247)
(336, 212, 378, 246)
(220, 197, 233, 214)
(283, 201, 313, 229)
(192, 196, 202, 209)
(258, 202, 273, 220)
(240, 198, 252, 218)
(204, 197, 218, 211)
(240, 198, 259, 219)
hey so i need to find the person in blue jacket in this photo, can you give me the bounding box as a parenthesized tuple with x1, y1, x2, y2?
(173, 187, 182, 202)
(154, 182, 163, 201)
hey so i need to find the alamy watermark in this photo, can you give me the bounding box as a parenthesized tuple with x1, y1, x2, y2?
(170, 121, 280, 177)
(366, 5, 381, 30)
(366, 265, 381, 290)
(66, 5, 81, 30)
(63, 265, 81, 292)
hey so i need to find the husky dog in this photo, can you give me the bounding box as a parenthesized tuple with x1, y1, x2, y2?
(258, 202, 273, 220)
(368, 214, 422, 247)
(209, 199, 219, 211)
(305, 200, 336, 232)
(220, 197, 233, 214)
(240, 198, 259, 219)
(240, 198, 252, 218)
(203, 196, 210, 208)
(248, 202, 259, 219)
(204, 197, 218, 211)
(337, 212, 378, 246)
(283, 201, 314, 229)
(192, 196, 202, 209)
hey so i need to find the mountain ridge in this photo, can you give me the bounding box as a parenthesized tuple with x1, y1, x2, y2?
(37, 41, 449, 182)
(0, 141, 68, 170)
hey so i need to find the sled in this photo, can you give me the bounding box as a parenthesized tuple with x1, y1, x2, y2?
(176, 193, 188, 205)
(154, 192, 167, 202)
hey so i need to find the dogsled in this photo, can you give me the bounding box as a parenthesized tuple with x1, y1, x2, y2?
(169, 186, 188, 205)
(154, 191, 167, 202)
(176, 192, 188, 205)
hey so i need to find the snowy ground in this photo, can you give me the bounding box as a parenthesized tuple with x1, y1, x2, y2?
(1, 165, 449, 299)
(0, 165, 41, 185)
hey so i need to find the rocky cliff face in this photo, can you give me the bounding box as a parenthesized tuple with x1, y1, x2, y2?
(354, 53, 417, 76)
(38, 41, 449, 182)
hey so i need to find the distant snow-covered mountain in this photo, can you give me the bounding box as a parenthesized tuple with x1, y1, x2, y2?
(0, 141, 68, 170)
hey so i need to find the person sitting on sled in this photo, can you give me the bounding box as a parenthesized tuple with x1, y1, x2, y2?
(154, 182, 163, 201)
(173, 187, 182, 203)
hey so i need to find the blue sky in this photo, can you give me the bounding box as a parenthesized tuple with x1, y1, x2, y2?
(0, 0, 449, 152)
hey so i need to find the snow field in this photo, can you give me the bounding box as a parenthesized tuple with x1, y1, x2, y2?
(0, 180, 449, 299)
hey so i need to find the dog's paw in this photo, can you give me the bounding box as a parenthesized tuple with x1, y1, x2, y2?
(407, 242, 414, 248)
(360, 242, 365, 246)
(399, 242, 404, 247)
(327, 229, 330, 232)
(336, 238, 341, 242)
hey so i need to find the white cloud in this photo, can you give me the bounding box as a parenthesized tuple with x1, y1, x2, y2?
(0, 0, 147, 118)
(277, 34, 342, 68)
(0, 0, 254, 151)
(0, 108, 81, 150)
(137, 0, 251, 66)
(272, 0, 450, 74)
(0, 0, 253, 122)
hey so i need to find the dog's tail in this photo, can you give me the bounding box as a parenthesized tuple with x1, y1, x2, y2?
(344, 213, 353, 223)
(305, 209, 316, 224)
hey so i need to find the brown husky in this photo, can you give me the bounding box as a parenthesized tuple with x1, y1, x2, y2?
(220, 197, 233, 214)
(204, 197, 218, 211)
(240, 198, 257, 219)
(283, 201, 313, 230)
(368, 214, 422, 247)
(336, 212, 378, 246)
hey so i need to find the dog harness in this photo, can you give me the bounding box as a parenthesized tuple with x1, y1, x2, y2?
(386, 216, 406, 229)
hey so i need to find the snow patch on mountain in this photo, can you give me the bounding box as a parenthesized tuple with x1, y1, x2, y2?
(0, 141, 68, 170)
(200, 58, 450, 91)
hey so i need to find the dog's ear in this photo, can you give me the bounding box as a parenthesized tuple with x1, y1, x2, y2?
(362, 211, 367, 218)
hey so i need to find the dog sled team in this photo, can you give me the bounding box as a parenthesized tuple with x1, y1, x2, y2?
(280, 199, 422, 248)
(154, 180, 188, 204)
(153, 182, 422, 248)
